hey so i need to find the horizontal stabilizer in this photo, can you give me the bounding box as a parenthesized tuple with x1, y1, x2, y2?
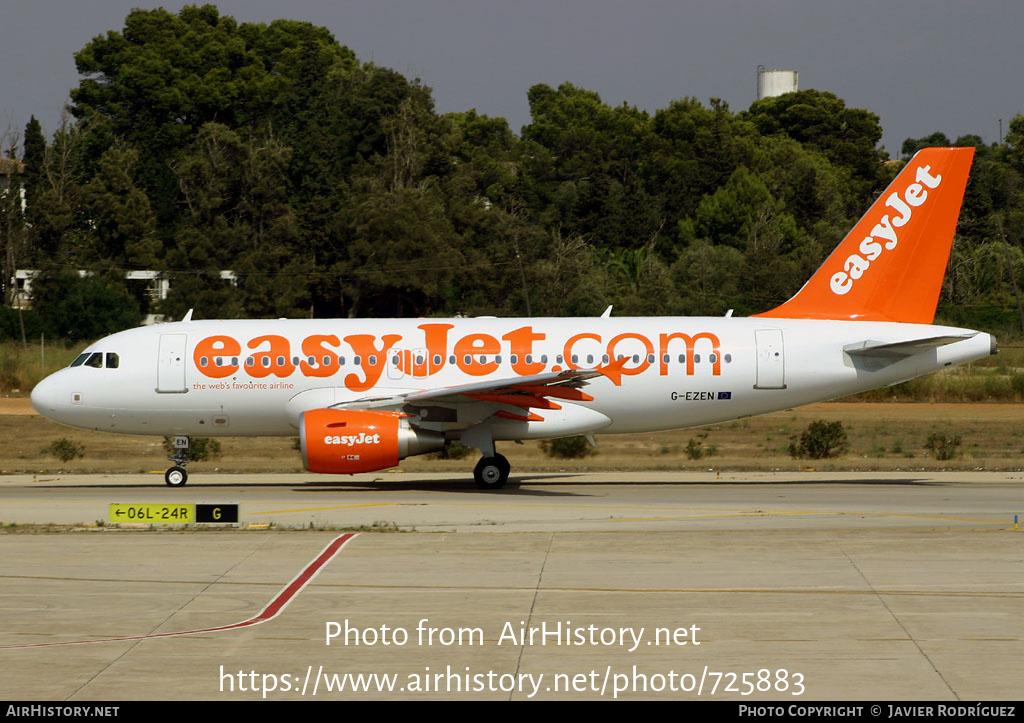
(844, 334, 976, 370)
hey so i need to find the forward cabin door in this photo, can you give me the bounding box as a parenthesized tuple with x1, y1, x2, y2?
(754, 329, 786, 389)
(157, 334, 188, 393)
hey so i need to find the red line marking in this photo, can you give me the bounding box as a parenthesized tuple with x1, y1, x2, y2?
(0, 533, 357, 650)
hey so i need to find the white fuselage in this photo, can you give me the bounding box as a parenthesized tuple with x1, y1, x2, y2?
(30, 317, 994, 440)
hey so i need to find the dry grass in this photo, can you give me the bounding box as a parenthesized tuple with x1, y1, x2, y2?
(4, 401, 1024, 475)
(0, 341, 86, 394)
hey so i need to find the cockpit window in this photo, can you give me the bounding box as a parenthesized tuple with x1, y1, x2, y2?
(105, 353, 119, 369)
(70, 353, 90, 367)
(84, 353, 103, 368)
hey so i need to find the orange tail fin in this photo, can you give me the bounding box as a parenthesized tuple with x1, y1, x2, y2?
(754, 147, 974, 323)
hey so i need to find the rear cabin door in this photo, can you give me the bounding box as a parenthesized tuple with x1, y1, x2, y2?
(754, 329, 786, 389)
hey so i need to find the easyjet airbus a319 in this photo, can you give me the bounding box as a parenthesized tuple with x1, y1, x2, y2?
(31, 148, 994, 488)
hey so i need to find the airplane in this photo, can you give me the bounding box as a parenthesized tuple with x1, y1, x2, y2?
(30, 147, 994, 489)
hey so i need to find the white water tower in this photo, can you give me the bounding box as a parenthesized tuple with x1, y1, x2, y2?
(757, 66, 799, 100)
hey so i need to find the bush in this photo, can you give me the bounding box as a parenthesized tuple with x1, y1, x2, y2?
(924, 433, 961, 460)
(430, 440, 474, 460)
(161, 436, 222, 461)
(788, 420, 849, 459)
(539, 435, 594, 459)
(46, 438, 84, 462)
(685, 432, 716, 460)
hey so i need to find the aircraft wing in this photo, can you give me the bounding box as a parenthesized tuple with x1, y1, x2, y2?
(329, 357, 631, 419)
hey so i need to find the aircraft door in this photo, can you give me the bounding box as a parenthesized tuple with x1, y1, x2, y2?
(387, 349, 405, 380)
(157, 334, 188, 393)
(754, 329, 786, 389)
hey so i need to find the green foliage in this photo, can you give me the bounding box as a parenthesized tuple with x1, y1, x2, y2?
(901, 132, 952, 160)
(161, 437, 222, 462)
(924, 433, 962, 461)
(788, 420, 849, 459)
(46, 438, 84, 463)
(685, 432, 717, 460)
(29, 268, 141, 340)
(430, 440, 474, 460)
(8, 4, 1020, 330)
(539, 436, 595, 459)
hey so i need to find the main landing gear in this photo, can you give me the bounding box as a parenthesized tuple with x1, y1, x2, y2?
(473, 454, 511, 490)
(165, 435, 190, 487)
(462, 425, 511, 490)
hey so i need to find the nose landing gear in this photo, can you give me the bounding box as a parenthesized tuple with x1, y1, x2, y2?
(165, 435, 190, 487)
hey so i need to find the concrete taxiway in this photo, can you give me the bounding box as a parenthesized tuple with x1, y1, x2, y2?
(1, 471, 1022, 700)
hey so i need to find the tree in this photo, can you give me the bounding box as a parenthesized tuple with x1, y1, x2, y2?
(901, 131, 952, 160)
(745, 90, 883, 206)
(80, 143, 158, 268)
(22, 116, 45, 212)
(30, 267, 140, 339)
(0, 131, 26, 308)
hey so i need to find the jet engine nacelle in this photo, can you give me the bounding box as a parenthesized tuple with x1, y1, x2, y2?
(300, 408, 444, 474)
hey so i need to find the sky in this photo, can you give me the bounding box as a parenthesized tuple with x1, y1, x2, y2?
(0, 0, 1021, 157)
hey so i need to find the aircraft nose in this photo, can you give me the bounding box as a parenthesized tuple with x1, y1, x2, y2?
(31, 373, 63, 415)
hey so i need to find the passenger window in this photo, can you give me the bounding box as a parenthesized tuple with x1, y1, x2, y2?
(725, 354, 732, 363)
(647, 354, 655, 364)
(369, 355, 377, 366)
(84, 353, 103, 368)
(105, 353, 119, 369)
(433, 355, 441, 365)
(709, 353, 717, 363)
(70, 353, 89, 367)
(694, 354, 701, 363)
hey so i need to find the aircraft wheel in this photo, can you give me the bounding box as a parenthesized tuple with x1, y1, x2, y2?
(165, 466, 188, 487)
(473, 454, 510, 490)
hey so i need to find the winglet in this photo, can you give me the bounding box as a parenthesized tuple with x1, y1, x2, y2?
(754, 147, 974, 323)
